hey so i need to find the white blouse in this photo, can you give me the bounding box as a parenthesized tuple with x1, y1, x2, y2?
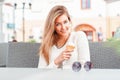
(38, 31, 90, 69)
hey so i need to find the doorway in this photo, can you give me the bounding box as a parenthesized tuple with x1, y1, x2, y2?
(74, 24, 96, 41)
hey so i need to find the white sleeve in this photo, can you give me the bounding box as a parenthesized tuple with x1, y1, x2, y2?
(38, 54, 59, 69)
(76, 31, 90, 64)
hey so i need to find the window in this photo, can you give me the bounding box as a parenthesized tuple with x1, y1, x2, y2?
(81, 0, 91, 9)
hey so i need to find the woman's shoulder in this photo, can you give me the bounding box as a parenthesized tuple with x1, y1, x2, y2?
(69, 31, 86, 42)
(71, 31, 86, 37)
(68, 31, 87, 45)
(71, 31, 87, 41)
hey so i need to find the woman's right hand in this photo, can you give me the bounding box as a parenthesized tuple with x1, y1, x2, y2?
(54, 50, 73, 66)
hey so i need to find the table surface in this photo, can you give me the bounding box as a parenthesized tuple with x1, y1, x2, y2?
(0, 68, 120, 80)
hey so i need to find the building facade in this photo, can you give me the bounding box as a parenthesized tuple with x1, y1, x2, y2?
(1, 0, 120, 42)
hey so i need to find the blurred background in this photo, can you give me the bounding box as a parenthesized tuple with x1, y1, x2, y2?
(0, 0, 120, 43)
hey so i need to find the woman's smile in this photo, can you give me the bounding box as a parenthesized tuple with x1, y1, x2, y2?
(54, 14, 71, 37)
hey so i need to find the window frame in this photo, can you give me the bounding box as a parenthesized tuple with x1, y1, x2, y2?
(81, 0, 91, 9)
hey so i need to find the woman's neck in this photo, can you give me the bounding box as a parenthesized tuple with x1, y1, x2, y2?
(56, 34, 70, 48)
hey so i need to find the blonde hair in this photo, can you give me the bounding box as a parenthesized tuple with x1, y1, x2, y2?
(39, 5, 71, 65)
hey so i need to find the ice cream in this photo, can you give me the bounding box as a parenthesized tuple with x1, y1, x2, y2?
(66, 42, 75, 51)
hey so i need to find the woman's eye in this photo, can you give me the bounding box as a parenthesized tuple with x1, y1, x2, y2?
(55, 23, 60, 27)
(64, 20, 68, 24)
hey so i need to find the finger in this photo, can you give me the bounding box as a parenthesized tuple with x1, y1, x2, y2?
(64, 57, 70, 60)
(64, 56, 71, 60)
(65, 49, 74, 52)
(63, 54, 71, 60)
(63, 53, 71, 57)
(63, 51, 72, 54)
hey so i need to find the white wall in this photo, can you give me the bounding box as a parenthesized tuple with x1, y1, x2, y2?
(107, 1, 120, 16)
(0, 1, 5, 42)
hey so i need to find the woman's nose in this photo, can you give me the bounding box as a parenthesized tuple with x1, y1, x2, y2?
(61, 24, 66, 29)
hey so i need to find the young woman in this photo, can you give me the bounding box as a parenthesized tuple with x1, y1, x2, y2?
(38, 5, 90, 69)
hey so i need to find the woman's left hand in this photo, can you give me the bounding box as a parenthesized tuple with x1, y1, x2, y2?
(54, 49, 73, 66)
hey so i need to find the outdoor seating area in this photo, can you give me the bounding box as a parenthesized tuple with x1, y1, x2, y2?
(89, 42, 120, 69)
(0, 42, 120, 69)
(0, 42, 40, 68)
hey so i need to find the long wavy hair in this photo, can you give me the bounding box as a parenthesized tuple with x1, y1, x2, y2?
(39, 5, 71, 65)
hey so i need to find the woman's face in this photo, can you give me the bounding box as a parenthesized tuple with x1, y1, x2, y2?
(54, 14, 71, 37)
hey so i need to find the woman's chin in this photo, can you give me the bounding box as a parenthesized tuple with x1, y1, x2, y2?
(61, 33, 69, 37)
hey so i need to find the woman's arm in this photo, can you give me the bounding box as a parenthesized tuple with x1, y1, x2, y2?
(38, 54, 59, 69)
(76, 31, 90, 64)
(38, 50, 72, 69)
